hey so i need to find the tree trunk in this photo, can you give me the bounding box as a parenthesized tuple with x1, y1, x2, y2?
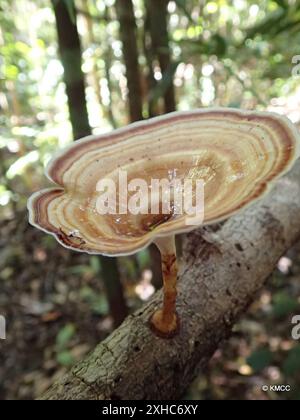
(51, 0, 127, 327)
(143, 4, 158, 117)
(149, 244, 163, 289)
(103, 6, 118, 129)
(115, 0, 143, 122)
(51, 0, 90, 140)
(100, 257, 128, 328)
(41, 159, 300, 400)
(146, 0, 176, 113)
(78, 0, 103, 119)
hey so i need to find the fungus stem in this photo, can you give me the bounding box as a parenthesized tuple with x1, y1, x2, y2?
(149, 235, 179, 338)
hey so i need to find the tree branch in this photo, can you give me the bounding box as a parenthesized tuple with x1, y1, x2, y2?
(41, 160, 300, 400)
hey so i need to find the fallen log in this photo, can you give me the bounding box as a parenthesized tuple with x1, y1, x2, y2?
(42, 160, 300, 400)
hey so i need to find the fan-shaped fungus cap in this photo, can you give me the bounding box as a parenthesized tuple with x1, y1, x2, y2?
(28, 108, 300, 338)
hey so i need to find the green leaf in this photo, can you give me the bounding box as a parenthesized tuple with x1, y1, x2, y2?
(56, 323, 76, 349)
(79, 286, 109, 315)
(272, 292, 299, 319)
(137, 249, 150, 269)
(79, 286, 95, 300)
(273, 0, 288, 9)
(68, 264, 91, 275)
(90, 256, 101, 274)
(4, 64, 18, 80)
(247, 348, 273, 372)
(283, 346, 300, 376)
(56, 350, 75, 366)
(91, 295, 109, 315)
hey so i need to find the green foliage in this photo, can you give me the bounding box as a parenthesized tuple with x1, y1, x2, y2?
(55, 323, 76, 366)
(1, 0, 299, 218)
(283, 346, 300, 376)
(1, 0, 300, 399)
(56, 323, 76, 349)
(90, 256, 101, 274)
(272, 292, 299, 319)
(136, 249, 151, 269)
(56, 350, 75, 366)
(247, 348, 273, 372)
(79, 286, 109, 315)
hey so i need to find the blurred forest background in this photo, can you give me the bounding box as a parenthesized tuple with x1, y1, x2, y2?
(1, 0, 300, 400)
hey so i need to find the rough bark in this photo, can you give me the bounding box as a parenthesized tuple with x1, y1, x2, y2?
(41, 160, 300, 400)
(115, 0, 143, 122)
(51, 0, 91, 140)
(147, 0, 176, 113)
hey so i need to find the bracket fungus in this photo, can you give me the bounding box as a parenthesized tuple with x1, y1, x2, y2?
(28, 108, 300, 338)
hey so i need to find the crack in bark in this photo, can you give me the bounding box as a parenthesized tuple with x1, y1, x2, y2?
(71, 369, 100, 400)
